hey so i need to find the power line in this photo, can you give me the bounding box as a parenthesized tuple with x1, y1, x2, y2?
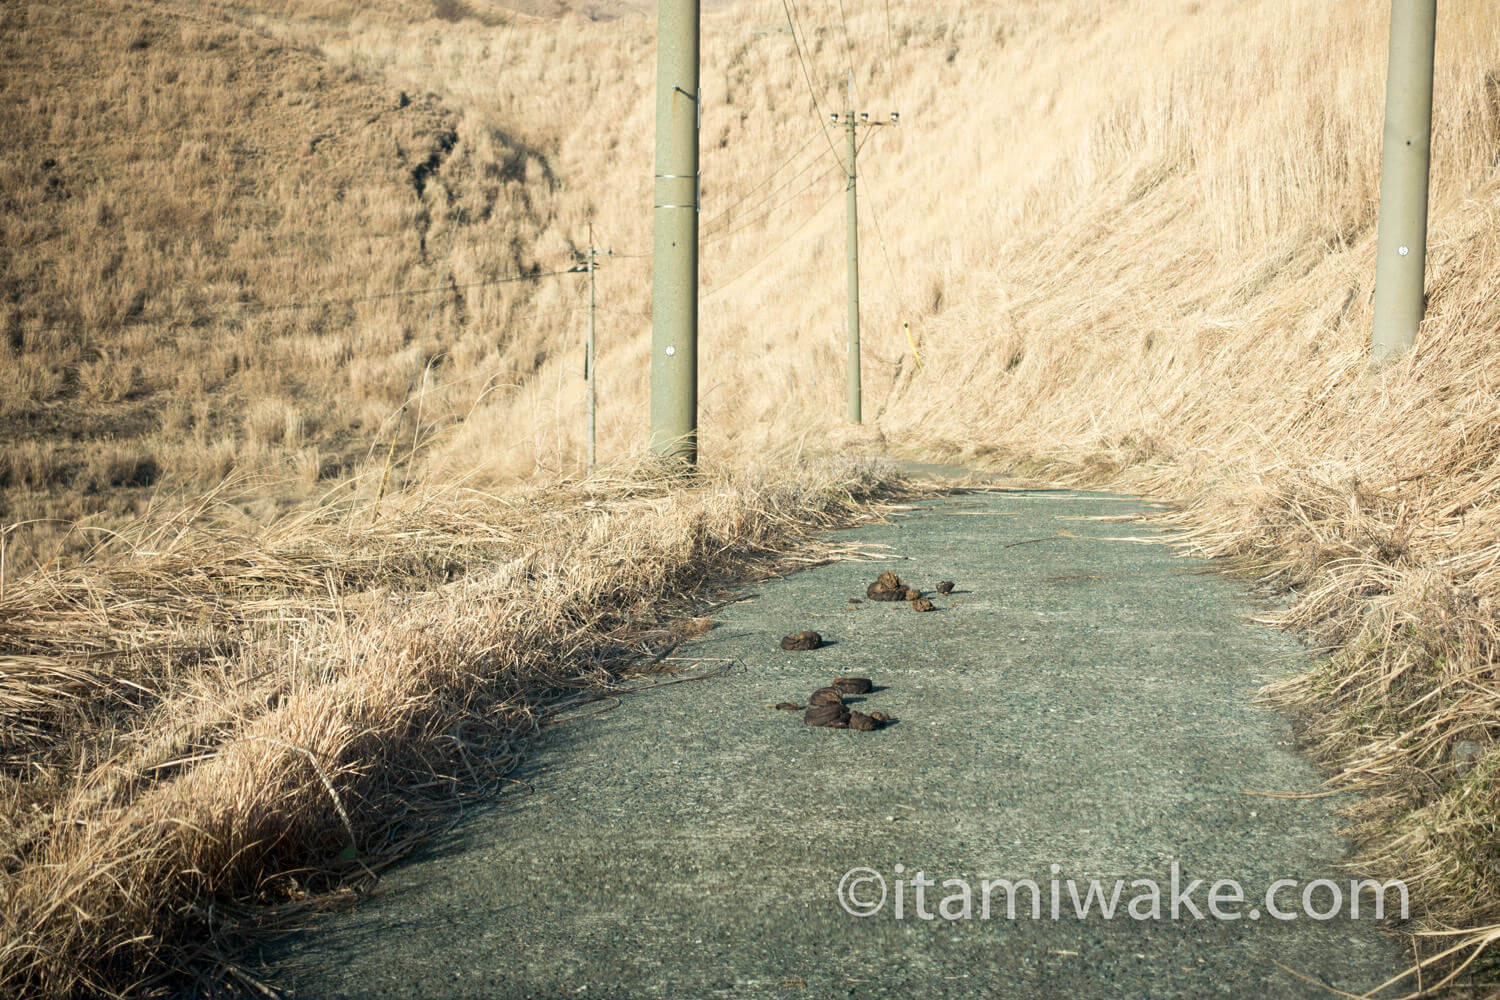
(700, 128, 823, 233)
(703, 188, 840, 299)
(785, 0, 832, 94)
(782, 0, 848, 176)
(852, 123, 923, 381)
(583, 224, 650, 260)
(704, 126, 876, 248)
(852, 124, 906, 299)
(864, 175, 907, 312)
(832, 0, 858, 65)
(701, 161, 841, 247)
(703, 147, 834, 241)
(356, 296, 591, 479)
(10, 267, 576, 339)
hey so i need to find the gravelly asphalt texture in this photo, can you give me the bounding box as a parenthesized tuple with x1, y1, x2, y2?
(269, 488, 1407, 999)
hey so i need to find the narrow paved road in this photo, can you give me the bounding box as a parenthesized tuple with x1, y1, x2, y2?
(270, 488, 1406, 998)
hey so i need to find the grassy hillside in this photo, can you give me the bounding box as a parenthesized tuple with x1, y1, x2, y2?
(2, 0, 1499, 993)
(0, 0, 573, 570)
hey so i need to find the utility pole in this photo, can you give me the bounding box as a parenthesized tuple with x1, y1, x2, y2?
(571, 225, 611, 475)
(650, 0, 700, 463)
(843, 72, 861, 423)
(831, 81, 898, 424)
(586, 222, 598, 475)
(1372, 0, 1437, 363)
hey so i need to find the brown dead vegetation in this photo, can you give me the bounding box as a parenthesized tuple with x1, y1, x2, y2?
(3, 0, 1500, 992)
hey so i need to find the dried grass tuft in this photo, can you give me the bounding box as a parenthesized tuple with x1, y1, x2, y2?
(0, 456, 906, 997)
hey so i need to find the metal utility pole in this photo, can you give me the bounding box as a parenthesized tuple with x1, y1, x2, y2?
(586, 223, 598, 475)
(843, 72, 862, 423)
(1372, 0, 1437, 363)
(831, 79, 898, 424)
(572, 226, 611, 475)
(650, 0, 700, 463)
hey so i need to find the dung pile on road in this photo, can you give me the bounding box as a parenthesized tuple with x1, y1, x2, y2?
(865, 571, 954, 611)
(779, 630, 823, 650)
(801, 677, 893, 732)
(770, 572, 963, 733)
(865, 571, 920, 602)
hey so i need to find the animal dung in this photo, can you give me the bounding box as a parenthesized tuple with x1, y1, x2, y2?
(771, 602, 899, 733)
(911, 597, 935, 612)
(780, 630, 823, 651)
(935, 580, 955, 594)
(804, 702, 851, 728)
(792, 681, 891, 732)
(866, 571, 909, 602)
(903, 587, 922, 600)
(809, 686, 846, 707)
(848, 710, 893, 731)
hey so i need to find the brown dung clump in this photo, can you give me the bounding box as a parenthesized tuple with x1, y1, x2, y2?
(803, 703, 851, 728)
(779, 630, 823, 651)
(808, 687, 846, 707)
(866, 572, 908, 602)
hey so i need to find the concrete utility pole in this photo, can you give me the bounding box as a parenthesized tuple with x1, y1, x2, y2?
(831, 82, 898, 423)
(843, 72, 862, 423)
(571, 229, 610, 475)
(650, 0, 701, 462)
(1372, 0, 1437, 363)
(567, 229, 609, 476)
(586, 223, 598, 475)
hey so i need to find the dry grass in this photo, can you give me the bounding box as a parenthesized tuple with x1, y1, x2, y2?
(302, 0, 1499, 986)
(0, 0, 569, 569)
(0, 454, 904, 996)
(4, 0, 1500, 992)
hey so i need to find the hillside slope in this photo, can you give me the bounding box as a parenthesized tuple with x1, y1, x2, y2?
(0, 0, 568, 568)
(2, 0, 1498, 992)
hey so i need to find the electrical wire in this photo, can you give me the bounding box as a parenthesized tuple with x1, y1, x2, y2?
(583, 224, 650, 260)
(401, 207, 468, 481)
(703, 188, 841, 299)
(700, 128, 823, 233)
(702, 145, 833, 241)
(782, 0, 848, 176)
(10, 268, 576, 338)
(832, 0, 858, 66)
(704, 126, 874, 248)
(854, 124, 908, 301)
(853, 123, 925, 383)
(701, 162, 840, 247)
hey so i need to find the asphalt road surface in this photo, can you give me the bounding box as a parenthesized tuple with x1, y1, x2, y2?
(268, 488, 1407, 999)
